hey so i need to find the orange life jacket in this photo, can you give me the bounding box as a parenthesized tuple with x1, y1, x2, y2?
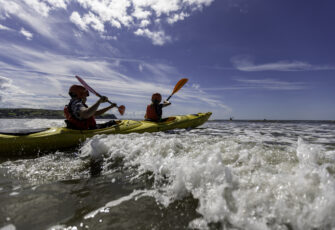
(145, 104, 162, 121)
(64, 104, 96, 130)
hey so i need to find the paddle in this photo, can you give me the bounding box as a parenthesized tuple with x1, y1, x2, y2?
(75, 75, 125, 115)
(166, 78, 188, 101)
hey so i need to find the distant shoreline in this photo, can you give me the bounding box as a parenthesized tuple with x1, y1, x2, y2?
(0, 108, 117, 119)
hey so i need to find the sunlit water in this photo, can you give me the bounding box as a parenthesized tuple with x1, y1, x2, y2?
(1, 119, 335, 230)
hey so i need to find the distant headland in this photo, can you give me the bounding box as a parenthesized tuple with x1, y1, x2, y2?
(0, 108, 117, 119)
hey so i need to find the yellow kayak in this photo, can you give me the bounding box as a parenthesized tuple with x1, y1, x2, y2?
(0, 112, 212, 157)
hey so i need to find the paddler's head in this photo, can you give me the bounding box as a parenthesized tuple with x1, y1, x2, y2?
(69, 85, 89, 102)
(151, 93, 162, 104)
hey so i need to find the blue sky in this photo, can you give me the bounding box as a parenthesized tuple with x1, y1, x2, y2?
(0, 0, 334, 120)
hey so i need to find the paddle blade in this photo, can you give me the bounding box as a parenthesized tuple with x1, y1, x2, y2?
(172, 78, 188, 95)
(75, 75, 100, 96)
(118, 105, 125, 115)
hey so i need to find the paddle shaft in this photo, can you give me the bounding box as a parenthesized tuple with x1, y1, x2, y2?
(166, 94, 173, 101)
(75, 75, 125, 115)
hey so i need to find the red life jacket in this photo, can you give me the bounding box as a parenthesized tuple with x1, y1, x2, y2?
(64, 105, 96, 130)
(145, 104, 161, 121)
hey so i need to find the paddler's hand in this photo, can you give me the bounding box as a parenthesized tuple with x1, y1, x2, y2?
(163, 100, 171, 107)
(108, 103, 117, 109)
(99, 96, 109, 103)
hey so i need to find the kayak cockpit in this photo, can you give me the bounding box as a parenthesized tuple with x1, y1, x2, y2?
(0, 128, 49, 136)
(144, 117, 176, 123)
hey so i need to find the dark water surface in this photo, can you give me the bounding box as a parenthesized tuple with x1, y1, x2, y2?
(1, 119, 335, 230)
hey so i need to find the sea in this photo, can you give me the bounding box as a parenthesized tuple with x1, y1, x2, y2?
(0, 118, 335, 230)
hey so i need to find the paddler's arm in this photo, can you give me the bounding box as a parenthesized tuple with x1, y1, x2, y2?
(79, 96, 108, 119)
(95, 103, 117, 117)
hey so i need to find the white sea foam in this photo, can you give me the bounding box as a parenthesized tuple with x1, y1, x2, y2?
(84, 190, 147, 219)
(0, 224, 16, 230)
(9, 192, 19, 196)
(78, 128, 335, 229)
(2, 152, 88, 183)
(2, 119, 335, 229)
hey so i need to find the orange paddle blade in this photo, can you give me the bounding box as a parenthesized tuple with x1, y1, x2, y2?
(172, 78, 188, 95)
(118, 105, 125, 115)
(76, 75, 100, 97)
(166, 78, 188, 101)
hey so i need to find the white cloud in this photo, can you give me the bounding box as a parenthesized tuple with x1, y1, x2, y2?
(101, 35, 117, 40)
(0, 76, 14, 90)
(203, 78, 307, 91)
(132, 6, 151, 20)
(72, 0, 200, 44)
(134, 28, 171, 46)
(75, 0, 133, 28)
(2, 0, 68, 18)
(191, 83, 200, 90)
(46, 0, 69, 9)
(184, 0, 214, 7)
(138, 64, 143, 72)
(70, 11, 88, 31)
(0, 0, 61, 40)
(222, 0, 249, 13)
(0, 75, 34, 104)
(143, 0, 181, 16)
(70, 11, 105, 32)
(0, 24, 11, 30)
(23, 0, 50, 17)
(232, 56, 335, 72)
(0, 0, 21, 17)
(139, 19, 150, 27)
(20, 27, 33, 40)
(167, 12, 190, 24)
(0, 0, 215, 45)
(236, 78, 307, 90)
(140, 62, 179, 82)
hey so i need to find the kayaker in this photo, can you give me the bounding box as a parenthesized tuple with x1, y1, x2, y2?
(64, 85, 117, 129)
(145, 93, 171, 122)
